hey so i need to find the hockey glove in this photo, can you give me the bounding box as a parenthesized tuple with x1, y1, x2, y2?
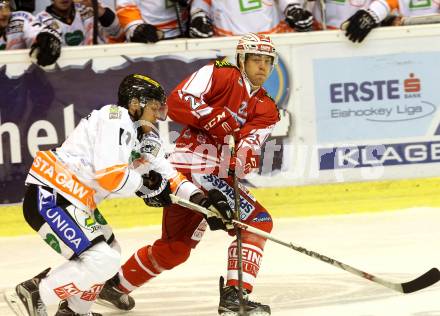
(189, 10, 213, 38)
(199, 108, 240, 142)
(342, 9, 379, 43)
(30, 31, 61, 67)
(130, 23, 160, 43)
(285, 3, 313, 32)
(136, 170, 172, 207)
(190, 190, 234, 231)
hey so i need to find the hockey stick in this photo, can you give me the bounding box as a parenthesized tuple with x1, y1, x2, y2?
(319, 0, 327, 30)
(91, 0, 99, 44)
(169, 194, 440, 294)
(174, 2, 184, 37)
(228, 136, 247, 316)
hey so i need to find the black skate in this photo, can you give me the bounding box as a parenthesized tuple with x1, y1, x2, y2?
(55, 301, 102, 316)
(96, 274, 135, 311)
(14, 267, 51, 316)
(218, 276, 271, 316)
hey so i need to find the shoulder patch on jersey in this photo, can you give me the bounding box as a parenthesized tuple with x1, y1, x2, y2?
(7, 20, 24, 34)
(139, 137, 161, 158)
(11, 11, 34, 22)
(109, 105, 121, 119)
(214, 58, 236, 69)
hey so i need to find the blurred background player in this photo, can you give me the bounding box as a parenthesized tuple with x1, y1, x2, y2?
(11, 74, 174, 316)
(343, 0, 440, 41)
(97, 32, 280, 316)
(188, 0, 312, 37)
(36, 0, 122, 45)
(115, 0, 190, 43)
(287, 0, 391, 43)
(0, 0, 61, 66)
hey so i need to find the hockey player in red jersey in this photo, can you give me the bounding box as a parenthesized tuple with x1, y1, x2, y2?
(98, 33, 280, 315)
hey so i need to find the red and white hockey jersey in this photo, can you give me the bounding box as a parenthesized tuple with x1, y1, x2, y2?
(190, 0, 294, 35)
(116, 0, 189, 40)
(25, 104, 200, 211)
(167, 58, 280, 177)
(0, 11, 49, 50)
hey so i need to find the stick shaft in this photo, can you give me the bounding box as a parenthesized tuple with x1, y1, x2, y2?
(169, 194, 440, 294)
(228, 136, 246, 316)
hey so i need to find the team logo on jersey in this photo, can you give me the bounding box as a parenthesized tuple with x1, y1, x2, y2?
(139, 137, 161, 157)
(65, 30, 84, 46)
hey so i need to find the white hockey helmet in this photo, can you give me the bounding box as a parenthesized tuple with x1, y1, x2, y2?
(235, 33, 278, 70)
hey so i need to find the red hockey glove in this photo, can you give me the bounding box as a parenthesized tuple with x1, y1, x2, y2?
(199, 108, 240, 142)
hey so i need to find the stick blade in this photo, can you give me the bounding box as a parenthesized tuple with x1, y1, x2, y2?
(401, 268, 440, 293)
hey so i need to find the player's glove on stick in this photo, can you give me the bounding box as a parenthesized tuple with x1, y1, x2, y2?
(190, 189, 234, 231)
(30, 31, 61, 66)
(131, 23, 160, 43)
(342, 9, 379, 43)
(189, 10, 213, 38)
(285, 3, 313, 32)
(136, 170, 172, 207)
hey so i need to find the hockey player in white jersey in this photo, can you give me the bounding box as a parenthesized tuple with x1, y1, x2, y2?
(188, 0, 313, 37)
(36, 0, 122, 45)
(115, 0, 190, 43)
(10, 73, 233, 316)
(343, 0, 440, 42)
(0, 0, 61, 66)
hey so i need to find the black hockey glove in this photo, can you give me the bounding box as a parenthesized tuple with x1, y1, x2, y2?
(342, 9, 379, 43)
(30, 31, 61, 67)
(130, 23, 160, 43)
(169, 0, 189, 7)
(190, 189, 234, 231)
(136, 170, 172, 207)
(284, 3, 313, 32)
(189, 10, 213, 38)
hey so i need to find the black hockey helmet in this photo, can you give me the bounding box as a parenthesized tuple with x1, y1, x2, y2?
(118, 73, 167, 120)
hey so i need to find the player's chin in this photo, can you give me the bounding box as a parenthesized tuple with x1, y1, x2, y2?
(251, 77, 266, 87)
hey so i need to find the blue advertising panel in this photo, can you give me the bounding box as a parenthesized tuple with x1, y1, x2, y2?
(313, 52, 440, 143)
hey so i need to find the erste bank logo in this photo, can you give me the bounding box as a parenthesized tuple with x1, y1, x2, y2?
(329, 73, 436, 122)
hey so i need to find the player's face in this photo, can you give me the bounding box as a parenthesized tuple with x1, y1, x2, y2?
(52, 0, 72, 11)
(139, 99, 163, 134)
(0, 3, 11, 29)
(243, 54, 273, 87)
